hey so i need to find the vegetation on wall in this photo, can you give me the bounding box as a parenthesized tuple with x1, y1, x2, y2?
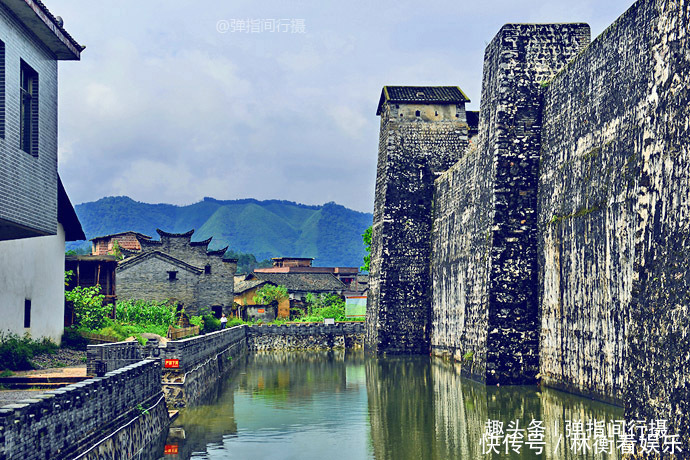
(361, 225, 372, 272)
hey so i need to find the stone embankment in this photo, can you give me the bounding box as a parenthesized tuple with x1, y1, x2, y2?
(247, 322, 365, 351)
(0, 323, 368, 459)
(0, 360, 167, 460)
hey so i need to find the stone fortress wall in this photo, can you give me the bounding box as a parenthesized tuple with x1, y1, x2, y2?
(367, 0, 690, 450)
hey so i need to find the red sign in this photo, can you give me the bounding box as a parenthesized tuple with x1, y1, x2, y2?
(164, 359, 180, 368)
(257, 309, 265, 313)
(164, 445, 179, 454)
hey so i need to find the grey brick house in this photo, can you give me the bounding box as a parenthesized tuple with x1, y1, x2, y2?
(0, 0, 84, 342)
(116, 229, 238, 316)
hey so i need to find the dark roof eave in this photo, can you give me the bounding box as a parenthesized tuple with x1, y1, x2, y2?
(89, 231, 152, 241)
(376, 85, 471, 115)
(57, 175, 85, 241)
(3, 0, 84, 60)
(157, 228, 194, 238)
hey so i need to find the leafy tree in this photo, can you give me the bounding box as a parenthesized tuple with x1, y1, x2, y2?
(300, 293, 346, 321)
(253, 284, 288, 305)
(361, 225, 372, 272)
(64, 271, 108, 330)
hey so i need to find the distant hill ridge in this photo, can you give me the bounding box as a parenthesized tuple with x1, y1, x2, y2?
(70, 196, 373, 268)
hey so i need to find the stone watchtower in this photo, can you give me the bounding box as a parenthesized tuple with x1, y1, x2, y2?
(366, 86, 471, 354)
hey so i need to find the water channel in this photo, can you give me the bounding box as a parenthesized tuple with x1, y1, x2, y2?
(145, 351, 624, 459)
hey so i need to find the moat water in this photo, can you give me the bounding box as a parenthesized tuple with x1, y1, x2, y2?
(148, 351, 624, 459)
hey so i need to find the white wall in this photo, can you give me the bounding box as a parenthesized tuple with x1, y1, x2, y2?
(0, 223, 65, 343)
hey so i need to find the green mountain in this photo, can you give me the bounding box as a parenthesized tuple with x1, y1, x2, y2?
(70, 196, 372, 268)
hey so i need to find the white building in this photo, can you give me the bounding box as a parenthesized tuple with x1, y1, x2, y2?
(0, 0, 84, 343)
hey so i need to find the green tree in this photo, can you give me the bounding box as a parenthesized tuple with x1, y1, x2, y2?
(64, 271, 108, 330)
(253, 284, 288, 305)
(361, 225, 372, 272)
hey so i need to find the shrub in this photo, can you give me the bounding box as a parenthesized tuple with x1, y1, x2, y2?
(253, 284, 288, 305)
(0, 332, 57, 371)
(61, 327, 90, 350)
(65, 284, 108, 330)
(227, 318, 244, 328)
(294, 293, 346, 322)
(201, 314, 221, 333)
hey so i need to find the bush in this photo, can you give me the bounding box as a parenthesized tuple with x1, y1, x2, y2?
(0, 332, 57, 371)
(253, 284, 288, 304)
(293, 293, 346, 322)
(201, 314, 221, 333)
(61, 327, 90, 350)
(65, 284, 108, 330)
(227, 318, 244, 328)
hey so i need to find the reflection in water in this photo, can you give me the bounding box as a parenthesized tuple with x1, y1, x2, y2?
(149, 352, 623, 460)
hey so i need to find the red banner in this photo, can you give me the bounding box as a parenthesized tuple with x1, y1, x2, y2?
(164, 359, 180, 368)
(164, 444, 179, 454)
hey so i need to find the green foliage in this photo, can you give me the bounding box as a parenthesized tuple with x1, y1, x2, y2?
(227, 318, 245, 328)
(109, 240, 124, 260)
(463, 351, 474, 363)
(361, 225, 372, 272)
(61, 327, 90, 350)
(136, 403, 149, 416)
(0, 332, 57, 371)
(200, 314, 222, 333)
(90, 320, 166, 343)
(253, 284, 288, 305)
(68, 196, 372, 267)
(64, 277, 108, 330)
(225, 250, 272, 274)
(115, 299, 177, 326)
(294, 293, 346, 322)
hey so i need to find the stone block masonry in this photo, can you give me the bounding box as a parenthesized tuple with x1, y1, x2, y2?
(375, 0, 690, 451)
(367, 90, 470, 355)
(87, 340, 143, 374)
(0, 360, 168, 460)
(430, 24, 590, 384)
(160, 325, 248, 409)
(537, 0, 690, 443)
(248, 322, 365, 351)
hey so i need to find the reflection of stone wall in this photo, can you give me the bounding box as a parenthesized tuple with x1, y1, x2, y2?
(431, 360, 488, 459)
(366, 357, 441, 460)
(368, 357, 625, 460)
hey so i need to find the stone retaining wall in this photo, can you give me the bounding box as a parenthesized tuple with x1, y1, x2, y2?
(247, 323, 365, 351)
(160, 325, 248, 409)
(0, 360, 167, 460)
(87, 340, 144, 374)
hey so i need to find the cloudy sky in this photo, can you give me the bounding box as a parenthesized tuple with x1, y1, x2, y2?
(54, 0, 635, 213)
